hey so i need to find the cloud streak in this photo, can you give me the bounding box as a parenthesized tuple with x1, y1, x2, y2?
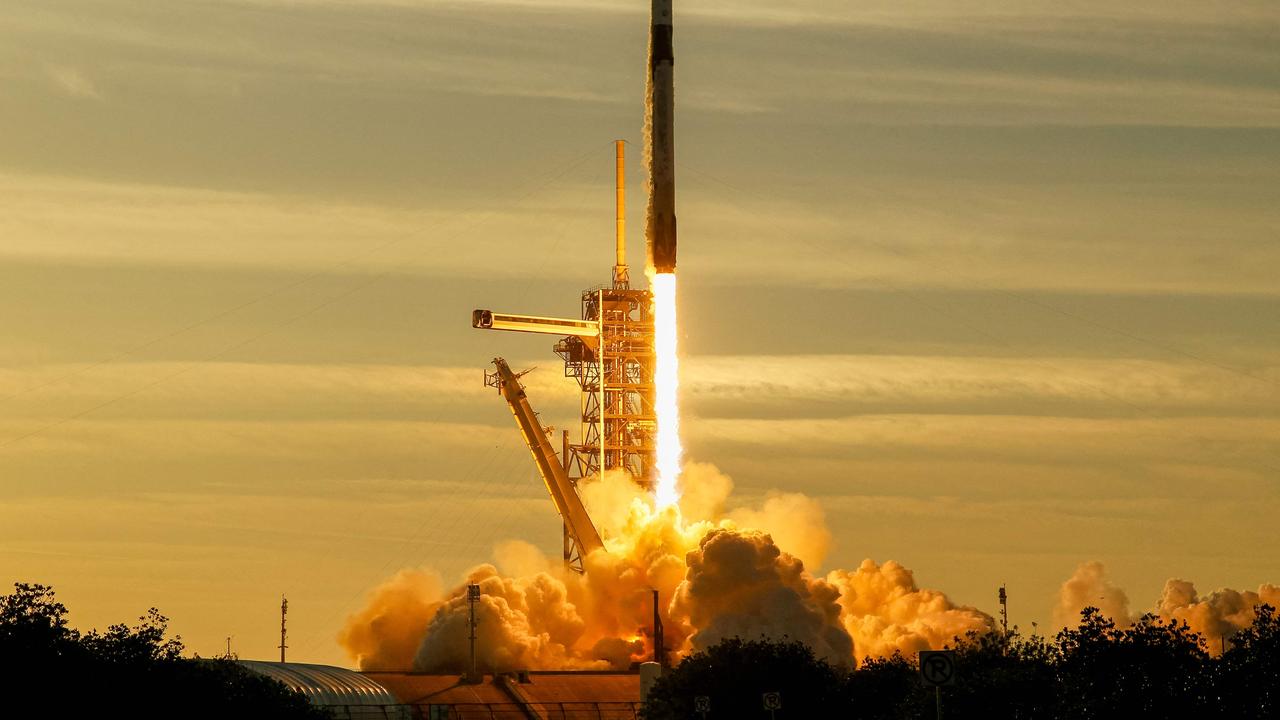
(45, 65, 101, 99)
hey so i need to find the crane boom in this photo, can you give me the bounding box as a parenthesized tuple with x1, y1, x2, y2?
(486, 358, 605, 562)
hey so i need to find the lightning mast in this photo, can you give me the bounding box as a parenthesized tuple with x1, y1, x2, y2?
(614, 140, 629, 288)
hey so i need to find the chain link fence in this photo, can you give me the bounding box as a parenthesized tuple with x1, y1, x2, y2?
(319, 702, 642, 720)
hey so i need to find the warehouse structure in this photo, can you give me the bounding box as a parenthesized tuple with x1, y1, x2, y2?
(240, 661, 642, 719)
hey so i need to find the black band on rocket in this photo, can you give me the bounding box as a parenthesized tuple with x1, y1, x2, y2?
(652, 25, 674, 65)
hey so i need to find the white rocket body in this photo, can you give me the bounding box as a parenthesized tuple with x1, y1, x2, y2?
(647, 0, 677, 274)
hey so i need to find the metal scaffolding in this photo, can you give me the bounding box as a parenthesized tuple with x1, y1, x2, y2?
(557, 284, 656, 489)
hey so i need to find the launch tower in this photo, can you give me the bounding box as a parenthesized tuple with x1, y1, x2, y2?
(473, 141, 656, 571)
(475, 0, 679, 572)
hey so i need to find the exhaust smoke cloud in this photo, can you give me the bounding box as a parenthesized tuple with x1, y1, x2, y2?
(1053, 561, 1280, 654)
(337, 568, 443, 671)
(1052, 560, 1134, 628)
(1157, 579, 1280, 652)
(339, 464, 992, 671)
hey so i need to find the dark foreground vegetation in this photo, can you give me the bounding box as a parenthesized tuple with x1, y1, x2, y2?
(1, 583, 327, 719)
(643, 606, 1279, 719)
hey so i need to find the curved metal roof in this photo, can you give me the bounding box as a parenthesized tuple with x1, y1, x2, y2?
(239, 660, 401, 707)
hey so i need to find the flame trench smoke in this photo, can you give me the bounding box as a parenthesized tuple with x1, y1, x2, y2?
(340, 522, 1280, 671)
(338, 466, 995, 672)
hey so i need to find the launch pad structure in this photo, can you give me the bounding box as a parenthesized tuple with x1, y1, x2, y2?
(473, 141, 656, 572)
(474, 0, 679, 574)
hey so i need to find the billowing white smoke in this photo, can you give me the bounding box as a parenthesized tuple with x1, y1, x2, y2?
(671, 527, 853, 664)
(727, 492, 831, 570)
(336, 568, 443, 671)
(828, 559, 993, 663)
(339, 463, 991, 671)
(413, 564, 600, 672)
(1053, 561, 1279, 653)
(1156, 579, 1280, 652)
(1052, 560, 1133, 628)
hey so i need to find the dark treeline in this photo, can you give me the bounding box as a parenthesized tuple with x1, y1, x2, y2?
(642, 606, 1279, 719)
(0, 583, 327, 719)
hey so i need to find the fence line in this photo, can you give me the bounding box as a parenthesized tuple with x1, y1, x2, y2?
(316, 701, 642, 720)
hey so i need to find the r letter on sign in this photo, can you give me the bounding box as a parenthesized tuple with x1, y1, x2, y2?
(918, 650, 957, 687)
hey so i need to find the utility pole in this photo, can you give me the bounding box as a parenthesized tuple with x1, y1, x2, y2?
(998, 584, 1009, 636)
(467, 584, 481, 683)
(278, 595, 288, 663)
(652, 589, 665, 668)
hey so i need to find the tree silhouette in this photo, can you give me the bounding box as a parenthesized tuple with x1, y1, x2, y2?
(843, 652, 916, 719)
(641, 605, 1276, 719)
(1053, 607, 1212, 718)
(640, 636, 845, 719)
(931, 628, 1055, 720)
(1, 582, 327, 719)
(0, 582, 79, 666)
(1215, 603, 1279, 715)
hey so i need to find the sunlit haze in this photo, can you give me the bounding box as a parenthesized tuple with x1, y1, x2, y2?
(1, 0, 1278, 666)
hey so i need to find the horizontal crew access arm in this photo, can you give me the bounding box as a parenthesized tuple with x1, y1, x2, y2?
(487, 357, 604, 558)
(472, 310, 599, 338)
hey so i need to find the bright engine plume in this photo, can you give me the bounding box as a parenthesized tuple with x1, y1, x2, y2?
(646, 0, 681, 507)
(652, 273, 681, 508)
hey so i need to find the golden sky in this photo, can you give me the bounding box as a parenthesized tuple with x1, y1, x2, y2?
(2, 0, 1278, 665)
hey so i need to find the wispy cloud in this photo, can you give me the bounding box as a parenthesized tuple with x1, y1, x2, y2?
(0, 361, 575, 422)
(5, 172, 1279, 296)
(45, 64, 101, 99)
(0, 172, 610, 278)
(10, 0, 1279, 123)
(684, 354, 1280, 418)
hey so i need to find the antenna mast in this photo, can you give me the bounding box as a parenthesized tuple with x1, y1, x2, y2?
(466, 584, 481, 683)
(653, 588, 666, 668)
(998, 584, 1009, 635)
(278, 594, 288, 662)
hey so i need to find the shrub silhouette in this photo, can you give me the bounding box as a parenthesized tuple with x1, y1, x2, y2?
(642, 605, 1279, 719)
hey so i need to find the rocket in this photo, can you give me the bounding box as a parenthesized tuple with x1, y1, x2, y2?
(646, 0, 677, 274)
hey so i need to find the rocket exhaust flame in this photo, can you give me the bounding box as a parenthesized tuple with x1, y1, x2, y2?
(652, 273, 681, 508)
(647, 1, 680, 506)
